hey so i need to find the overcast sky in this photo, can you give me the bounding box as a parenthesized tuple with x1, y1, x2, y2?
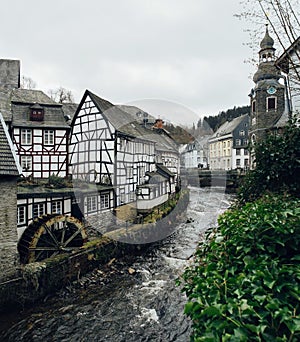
(1, 0, 256, 125)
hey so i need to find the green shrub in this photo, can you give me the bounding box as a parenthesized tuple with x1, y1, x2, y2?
(179, 194, 300, 341)
(237, 117, 300, 204)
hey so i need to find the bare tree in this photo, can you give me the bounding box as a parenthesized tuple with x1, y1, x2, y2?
(48, 87, 75, 103)
(236, 0, 300, 108)
(20, 76, 36, 89)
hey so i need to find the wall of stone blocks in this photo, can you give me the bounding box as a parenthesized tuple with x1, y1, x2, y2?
(0, 177, 19, 282)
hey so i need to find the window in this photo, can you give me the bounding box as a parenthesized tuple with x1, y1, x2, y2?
(236, 159, 241, 167)
(33, 203, 45, 218)
(236, 149, 241, 156)
(235, 139, 241, 146)
(243, 139, 249, 146)
(100, 194, 110, 209)
(44, 130, 54, 145)
(244, 149, 249, 156)
(52, 201, 62, 214)
(87, 196, 97, 212)
(239, 130, 245, 136)
(30, 106, 44, 121)
(17, 206, 26, 225)
(126, 167, 133, 179)
(21, 129, 32, 145)
(21, 156, 32, 171)
(252, 100, 256, 113)
(245, 159, 249, 167)
(267, 97, 276, 111)
(120, 189, 126, 204)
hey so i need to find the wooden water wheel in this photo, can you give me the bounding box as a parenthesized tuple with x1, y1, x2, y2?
(18, 214, 88, 264)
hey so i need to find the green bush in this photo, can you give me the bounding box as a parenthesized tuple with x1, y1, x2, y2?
(237, 117, 300, 204)
(179, 194, 300, 341)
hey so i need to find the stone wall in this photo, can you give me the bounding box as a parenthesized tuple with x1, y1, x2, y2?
(0, 177, 19, 282)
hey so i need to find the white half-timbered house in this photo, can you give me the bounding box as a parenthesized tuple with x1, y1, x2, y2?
(10, 90, 70, 179)
(1, 59, 70, 179)
(69, 90, 160, 224)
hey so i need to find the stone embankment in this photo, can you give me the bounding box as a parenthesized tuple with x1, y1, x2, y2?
(0, 190, 189, 312)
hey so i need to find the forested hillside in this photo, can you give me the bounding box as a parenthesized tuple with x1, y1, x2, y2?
(202, 105, 250, 132)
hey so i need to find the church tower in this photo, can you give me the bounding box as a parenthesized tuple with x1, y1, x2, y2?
(249, 25, 285, 142)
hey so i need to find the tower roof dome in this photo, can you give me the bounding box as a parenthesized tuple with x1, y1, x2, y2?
(260, 25, 275, 50)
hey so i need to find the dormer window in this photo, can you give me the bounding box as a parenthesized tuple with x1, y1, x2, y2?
(30, 103, 44, 121)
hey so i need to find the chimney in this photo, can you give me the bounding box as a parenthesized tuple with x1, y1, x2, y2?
(0, 59, 20, 89)
(154, 118, 164, 129)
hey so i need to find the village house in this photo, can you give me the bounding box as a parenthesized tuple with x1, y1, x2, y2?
(208, 114, 250, 171)
(181, 137, 209, 170)
(69, 90, 179, 231)
(0, 59, 70, 180)
(275, 36, 300, 115)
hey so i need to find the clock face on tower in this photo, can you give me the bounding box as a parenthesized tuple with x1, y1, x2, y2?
(267, 86, 277, 95)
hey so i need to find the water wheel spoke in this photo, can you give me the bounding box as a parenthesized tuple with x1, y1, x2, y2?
(36, 234, 57, 248)
(63, 228, 82, 247)
(43, 224, 60, 246)
(29, 246, 59, 252)
(60, 221, 67, 244)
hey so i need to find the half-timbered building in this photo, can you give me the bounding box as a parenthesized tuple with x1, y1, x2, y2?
(69, 90, 159, 226)
(0, 59, 70, 179)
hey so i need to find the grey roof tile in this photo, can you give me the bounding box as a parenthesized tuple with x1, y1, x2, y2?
(0, 113, 21, 176)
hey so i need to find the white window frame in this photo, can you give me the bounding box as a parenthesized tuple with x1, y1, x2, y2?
(21, 129, 32, 145)
(17, 206, 26, 225)
(127, 166, 133, 179)
(44, 130, 54, 145)
(87, 196, 97, 213)
(52, 201, 62, 214)
(21, 155, 32, 171)
(235, 139, 241, 146)
(33, 203, 45, 218)
(100, 194, 110, 209)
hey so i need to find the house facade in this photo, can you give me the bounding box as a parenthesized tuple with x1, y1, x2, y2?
(0, 59, 70, 179)
(181, 137, 209, 169)
(208, 115, 250, 171)
(276, 36, 300, 115)
(69, 90, 178, 231)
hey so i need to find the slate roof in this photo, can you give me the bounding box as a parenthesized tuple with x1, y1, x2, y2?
(0, 87, 70, 128)
(210, 115, 249, 139)
(83, 90, 156, 142)
(0, 112, 21, 176)
(62, 102, 78, 121)
(156, 163, 175, 177)
(118, 105, 156, 125)
(148, 130, 178, 153)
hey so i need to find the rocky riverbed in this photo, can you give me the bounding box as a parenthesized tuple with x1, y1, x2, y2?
(0, 187, 233, 341)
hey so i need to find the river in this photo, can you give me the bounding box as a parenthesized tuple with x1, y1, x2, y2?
(0, 187, 233, 342)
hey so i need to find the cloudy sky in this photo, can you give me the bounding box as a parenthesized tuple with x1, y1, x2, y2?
(1, 0, 256, 125)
